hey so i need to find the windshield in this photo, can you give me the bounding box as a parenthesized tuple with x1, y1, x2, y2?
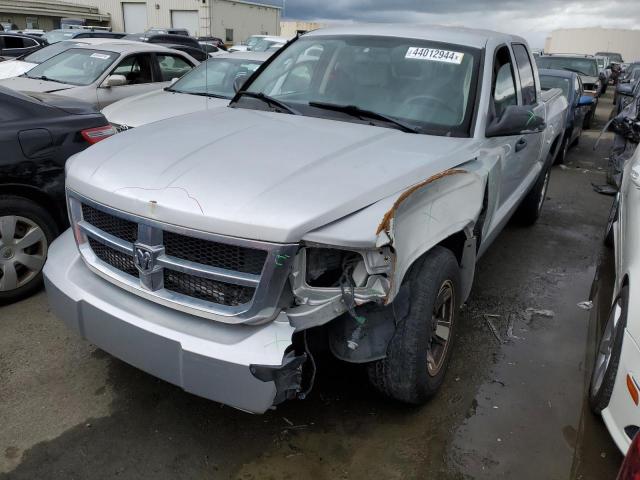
(42, 30, 77, 44)
(245, 36, 264, 48)
(23, 40, 87, 64)
(540, 75, 571, 99)
(536, 57, 599, 77)
(240, 35, 480, 136)
(25, 48, 118, 85)
(171, 57, 263, 98)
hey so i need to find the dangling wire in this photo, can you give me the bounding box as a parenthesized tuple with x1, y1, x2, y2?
(298, 329, 316, 400)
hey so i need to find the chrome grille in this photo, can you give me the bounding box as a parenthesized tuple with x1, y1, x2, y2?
(68, 191, 298, 324)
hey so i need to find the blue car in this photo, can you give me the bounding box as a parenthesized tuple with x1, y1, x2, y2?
(539, 68, 594, 164)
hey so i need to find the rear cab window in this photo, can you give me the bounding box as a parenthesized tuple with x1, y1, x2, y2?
(512, 44, 537, 105)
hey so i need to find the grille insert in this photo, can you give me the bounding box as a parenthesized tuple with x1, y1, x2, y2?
(163, 231, 266, 275)
(88, 238, 139, 278)
(163, 270, 255, 306)
(82, 204, 137, 243)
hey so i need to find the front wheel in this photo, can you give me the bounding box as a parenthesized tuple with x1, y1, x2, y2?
(0, 196, 57, 305)
(589, 287, 628, 414)
(367, 246, 461, 404)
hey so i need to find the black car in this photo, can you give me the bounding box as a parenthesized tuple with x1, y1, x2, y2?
(0, 32, 46, 59)
(0, 86, 115, 303)
(42, 29, 126, 44)
(198, 36, 227, 50)
(124, 33, 208, 60)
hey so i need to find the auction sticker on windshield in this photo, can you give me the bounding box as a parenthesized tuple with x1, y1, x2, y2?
(405, 47, 464, 64)
(90, 53, 111, 60)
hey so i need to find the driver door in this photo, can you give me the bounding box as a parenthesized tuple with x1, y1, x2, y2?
(96, 53, 156, 108)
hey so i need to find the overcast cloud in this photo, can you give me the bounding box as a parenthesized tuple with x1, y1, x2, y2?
(280, 0, 640, 48)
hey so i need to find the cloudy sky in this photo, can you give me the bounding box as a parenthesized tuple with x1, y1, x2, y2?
(278, 0, 640, 48)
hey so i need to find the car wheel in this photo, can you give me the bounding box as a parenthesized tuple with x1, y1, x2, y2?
(515, 160, 552, 226)
(590, 287, 628, 414)
(367, 246, 461, 404)
(0, 196, 57, 305)
(604, 197, 618, 248)
(555, 136, 570, 165)
(584, 110, 593, 129)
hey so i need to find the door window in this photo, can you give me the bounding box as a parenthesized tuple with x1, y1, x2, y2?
(512, 44, 537, 105)
(156, 54, 193, 81)
(492, 46, 518, 118)
(3, 36, 31, 49)
(112, 54, 153, 84)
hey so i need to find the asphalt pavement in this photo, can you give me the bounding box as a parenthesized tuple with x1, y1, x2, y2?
(0, 91, 624, 479)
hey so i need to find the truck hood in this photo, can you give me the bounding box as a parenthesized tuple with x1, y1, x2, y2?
(101, 88, 230, 128)
(0, 60, 37, 80)
(67, 108, 478, 243)
(0, 76, 75, 93)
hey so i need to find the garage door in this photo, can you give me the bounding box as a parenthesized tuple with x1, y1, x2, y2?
(122, 3, 147, 33)
(171, 10, 199, 37)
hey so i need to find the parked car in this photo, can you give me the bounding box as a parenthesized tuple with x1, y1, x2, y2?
(42, 29, 125, 45)
(0, 38, 131, 80)
(591, 145, 640, 454)
(539, 69, 593, 163)
(146, 28, 189, 37)
(44, 25, 567, 414)
(198, 42, 225, 56)
(0, 41, 198, 109)
(123, 32, 201, 49)
(596, 55, 611, 94)
(228, 34, 269, 52)
(198, 36, 227, 50)
(606, 83, 640, 187)
(0, 32, 46, 59)
(597, 51, 624, 64)
(536, 54, 601, 128)
(0, 86, 114, 303)
(250, 36, 289, 52)
(103, 51, 270, 129)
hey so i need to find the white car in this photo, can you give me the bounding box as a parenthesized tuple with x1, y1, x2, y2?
(0, 38, 125, 80)
(0, 41, 198, 109)
(228, 35, 268, 52)
(103, 51, 270, 130)
(590, 146, 640, 453)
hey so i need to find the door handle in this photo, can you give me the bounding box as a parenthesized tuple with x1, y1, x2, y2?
(515, 137, 528, 152)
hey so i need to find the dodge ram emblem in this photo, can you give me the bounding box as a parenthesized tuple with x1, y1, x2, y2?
(134, 246, 155, 274)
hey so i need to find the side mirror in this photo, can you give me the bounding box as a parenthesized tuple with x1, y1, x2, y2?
(618, 83, 634, 96)
(486, 105, 546, 138)
(578, 95, 594, 107)
(102, 74, 127, 87)
(233, 75, 247, 93)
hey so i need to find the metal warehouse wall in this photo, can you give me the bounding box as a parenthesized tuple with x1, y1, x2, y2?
(210, 0, 280, 42)
(65, 0, 280, 39)
(546, 27, 640, 62)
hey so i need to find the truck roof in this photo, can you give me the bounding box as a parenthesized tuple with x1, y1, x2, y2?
(304, 23, 526, 49)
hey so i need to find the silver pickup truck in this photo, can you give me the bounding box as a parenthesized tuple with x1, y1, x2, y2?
(44, 25, 568, 413)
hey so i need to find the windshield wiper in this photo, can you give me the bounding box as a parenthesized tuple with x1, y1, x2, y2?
(25, 75, 65, 84)
(164, 87, 229, 99)
(308, 102, 420, 134)
(235, 91, 300, 115)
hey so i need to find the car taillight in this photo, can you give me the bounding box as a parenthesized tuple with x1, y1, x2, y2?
(80, 125, 116, 144)
(618, 433, 640, 480)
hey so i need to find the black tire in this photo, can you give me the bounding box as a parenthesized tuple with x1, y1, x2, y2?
(515, 162, 551, 226)
(584, 110, 593, 130)
(604, 197, 618, 248)
(589, 287, 628, 414)
(367, 246, 461, 404)
(554, 136, 569, 165)
(0, 195, 58, 305)
(571, 134, 580, 148)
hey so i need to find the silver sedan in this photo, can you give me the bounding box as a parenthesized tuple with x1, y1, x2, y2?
(0, 40, 198, 109)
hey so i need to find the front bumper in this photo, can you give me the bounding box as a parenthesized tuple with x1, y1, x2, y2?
(43, 229, 297, 414)
(602, 330, 640, 454)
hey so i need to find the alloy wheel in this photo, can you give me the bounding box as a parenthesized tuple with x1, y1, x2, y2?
(427, 279, 455, 377)
(591, 298, 623, 397)
(0, 215, 47, 292)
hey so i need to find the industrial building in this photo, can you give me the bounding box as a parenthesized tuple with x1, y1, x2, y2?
(0, 0, 282, 41)
(280, 20, 325, 37)
(545, 27, 640, 62)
